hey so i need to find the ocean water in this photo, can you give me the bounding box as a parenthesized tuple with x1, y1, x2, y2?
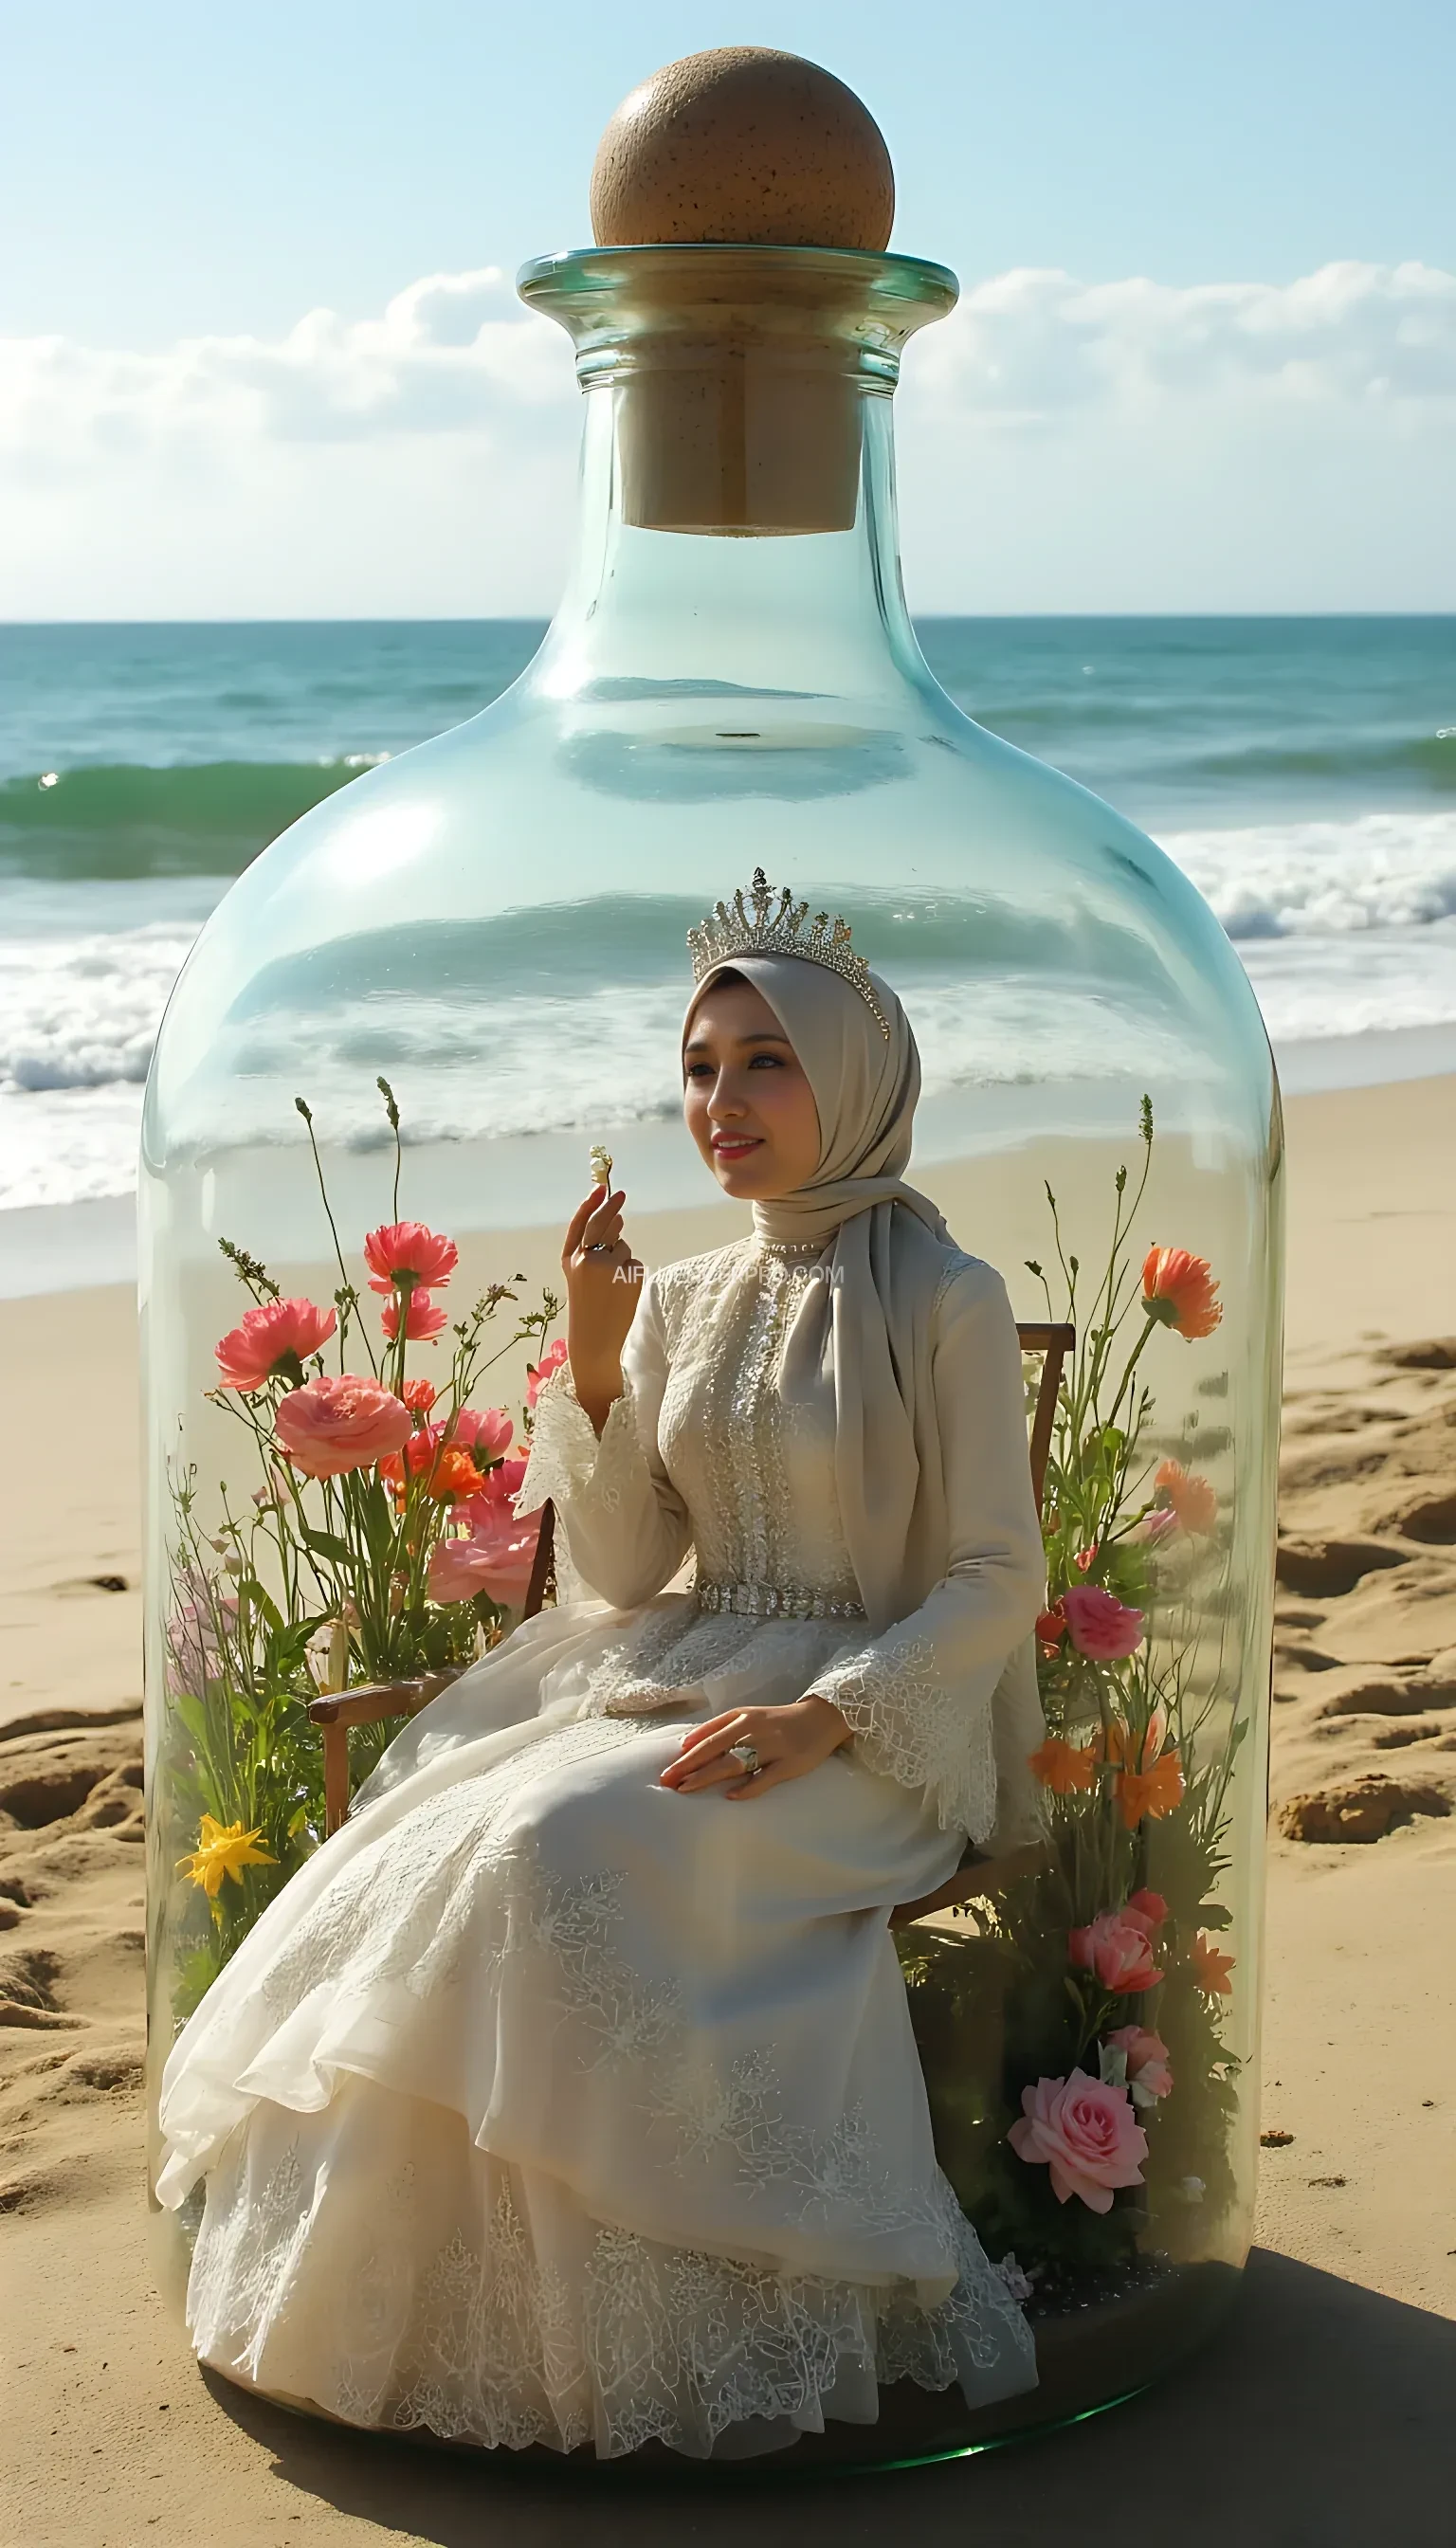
(2, 617, 1453, 1223)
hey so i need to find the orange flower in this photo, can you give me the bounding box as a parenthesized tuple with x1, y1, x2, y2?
(1114, 1748, 1186, 1829)
(1141, 1246, 1222, 1341)
(379, 1425, 484, 1502)
(1099, 1713, 1166, 1770)
(424, 1445, 486, 1502)
(1155, 1458, 1219, 1535)
(1029, 1736, 1101, 1796)
(1192, 1932, 1236, 1995)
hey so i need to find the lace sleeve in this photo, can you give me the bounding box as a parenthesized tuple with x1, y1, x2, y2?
(513, 1278, 693, 1611)
(811, 1626, 998, 1839)
(515, 1365, 627, 1517)
(810, 1260, 1046, 1840)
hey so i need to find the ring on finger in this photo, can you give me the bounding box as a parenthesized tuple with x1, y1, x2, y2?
(728, 1738, 762, 1775)
(584, 1241, 616, 1254)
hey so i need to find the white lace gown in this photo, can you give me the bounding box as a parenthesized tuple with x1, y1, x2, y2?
(155, 1230, 1049, 2460)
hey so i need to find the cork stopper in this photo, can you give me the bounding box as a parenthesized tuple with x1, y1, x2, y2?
(583, 49, 899, 537)
(590, 48, 894, 251)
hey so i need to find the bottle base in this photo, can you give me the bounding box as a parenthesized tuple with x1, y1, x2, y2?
(189, 2255, 1244, 2477)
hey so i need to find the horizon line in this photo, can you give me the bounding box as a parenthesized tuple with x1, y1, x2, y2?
(4, 609, 1455, 630)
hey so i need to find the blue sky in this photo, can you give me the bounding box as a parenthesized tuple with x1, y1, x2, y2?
(3, 2, 1454, 615)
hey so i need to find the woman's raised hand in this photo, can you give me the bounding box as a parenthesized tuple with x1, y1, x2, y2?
(561, 1186, 643, 1433)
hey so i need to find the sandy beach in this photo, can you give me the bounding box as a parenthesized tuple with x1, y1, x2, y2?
(2, 1072, 1452, 2547)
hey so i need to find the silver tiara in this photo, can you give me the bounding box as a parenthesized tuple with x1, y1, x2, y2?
(686, 868, 891, 1040)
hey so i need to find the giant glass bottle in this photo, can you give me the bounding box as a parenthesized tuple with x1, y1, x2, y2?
(142, 163, 1281, 2463)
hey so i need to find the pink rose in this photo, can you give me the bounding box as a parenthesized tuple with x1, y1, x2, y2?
(274, 1374, 412, 1479)
(1124, 1888, 1169, 1937)
(526, 1338, 570, 1409)
(428, 1506, 543, 1610)
(448, 1406, 515, 1464)
(1062, 1584, 1145, 1660)
(1104, 2025, 1174, 2107)
(215, 1296, 337, 1392)
(1068, 1910, 1163, 1994)
(1008, 2070, 1149, 2213)
(363, 1220, 459, 1295)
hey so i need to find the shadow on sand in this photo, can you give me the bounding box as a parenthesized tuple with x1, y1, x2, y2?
(202, 2246, 1456, 2548)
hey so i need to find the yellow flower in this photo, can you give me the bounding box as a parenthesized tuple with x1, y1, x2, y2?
(176, 1813, 277, 1898)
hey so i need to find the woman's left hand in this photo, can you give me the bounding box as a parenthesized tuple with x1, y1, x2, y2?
(658, 1697, 850, 1801)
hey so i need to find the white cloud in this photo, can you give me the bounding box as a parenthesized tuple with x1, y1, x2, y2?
(2, 260, 1452, 615)
(910, 260, 1456, 420)
(0, 267, 566, 469)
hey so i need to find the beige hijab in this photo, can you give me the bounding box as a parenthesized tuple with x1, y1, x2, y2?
(682, 951, 957, 1637)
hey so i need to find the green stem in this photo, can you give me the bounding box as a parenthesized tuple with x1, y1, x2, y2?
(296, 1097, 377, 1379)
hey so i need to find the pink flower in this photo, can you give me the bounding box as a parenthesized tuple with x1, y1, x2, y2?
(526, 1338, 570, 1409)
(1069, 1911, 1164, 1994)
(1062, 1583, 1145, 1661)
(363, 1221, 459, 1296)
(447, 1406, 514, 1464)
(1132, 1505, 1179, 1548)
(1104, 2025, 1174, 2107)
(382, 1288, 449, 1343)
(274, 1374, 412, 1479)
(428, 1506, 543, 1610)
(165, 1568, 239, 1693)
(465, 1454, 528, 1512)
(1124, 1887, 1169, 1937)
(215, 1296, 337, 1392)
(1008, 2070, 1149, 2213)
(403, 1377, 438, 1414)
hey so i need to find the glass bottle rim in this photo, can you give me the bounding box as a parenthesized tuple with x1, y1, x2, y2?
(519, 242, 958, 305)
(518, 243, 958, 387)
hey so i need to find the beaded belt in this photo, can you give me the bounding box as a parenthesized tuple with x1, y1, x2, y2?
(692, 1577, 865, 1623)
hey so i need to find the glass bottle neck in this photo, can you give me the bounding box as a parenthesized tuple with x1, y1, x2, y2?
(528, 386, 935, 709)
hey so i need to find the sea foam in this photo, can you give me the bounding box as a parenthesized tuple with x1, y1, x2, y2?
(3, 810, 1455, 1212)
(1165, 809, 1456, 938)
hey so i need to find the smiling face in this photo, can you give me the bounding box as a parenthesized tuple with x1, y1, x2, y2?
(682, 974, 822, 1200)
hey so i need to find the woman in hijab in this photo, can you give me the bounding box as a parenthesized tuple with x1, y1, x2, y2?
(155, 875, 1049, 2463)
